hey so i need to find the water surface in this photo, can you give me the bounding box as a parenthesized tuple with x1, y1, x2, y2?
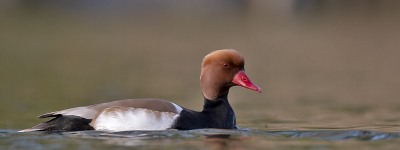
(2, 128, 400, 150)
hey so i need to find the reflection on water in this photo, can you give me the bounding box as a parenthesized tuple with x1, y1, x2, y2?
(1, 0, 400, 149)
(2, 128, 400, 149)
(204, 134, 231, 149)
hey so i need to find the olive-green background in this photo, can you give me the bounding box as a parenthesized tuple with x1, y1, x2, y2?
(1, 1, 399, 132)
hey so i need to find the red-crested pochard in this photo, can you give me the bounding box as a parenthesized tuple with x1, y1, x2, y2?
(19, 49, 261, 132)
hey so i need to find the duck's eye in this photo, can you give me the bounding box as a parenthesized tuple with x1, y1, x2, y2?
(222, 63, 229, 68)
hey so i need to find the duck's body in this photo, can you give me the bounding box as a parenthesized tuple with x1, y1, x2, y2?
(20, 49, 261, 132)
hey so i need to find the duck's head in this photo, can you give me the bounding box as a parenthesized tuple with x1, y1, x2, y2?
(200, 49, 262, 100)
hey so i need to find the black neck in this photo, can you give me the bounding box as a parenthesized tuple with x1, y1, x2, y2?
(202, 94, 228, 111)
(171, 94, 237, 130)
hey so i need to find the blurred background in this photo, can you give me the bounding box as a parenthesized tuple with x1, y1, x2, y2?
(0, 0, 399, 131)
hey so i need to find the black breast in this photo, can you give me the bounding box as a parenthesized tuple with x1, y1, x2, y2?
(171, 96, 236, 130)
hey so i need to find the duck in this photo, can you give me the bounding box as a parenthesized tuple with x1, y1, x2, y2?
(19, 49, 262, 132)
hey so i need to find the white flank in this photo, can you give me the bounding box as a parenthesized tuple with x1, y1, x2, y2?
(170, 102, 183, 113)
(92, 107, 179, 131)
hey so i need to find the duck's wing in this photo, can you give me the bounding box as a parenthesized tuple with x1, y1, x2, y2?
(38, 99, 182, 119)
(19, 99, 183, 132)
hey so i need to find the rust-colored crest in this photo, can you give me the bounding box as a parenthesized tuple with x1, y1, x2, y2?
(201, 49, 245, 80)
(202, 49, 244, 69)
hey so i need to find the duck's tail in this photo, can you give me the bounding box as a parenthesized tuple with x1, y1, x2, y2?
(19, 115, 94, 132)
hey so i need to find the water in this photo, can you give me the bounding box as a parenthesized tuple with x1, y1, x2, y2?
(2, 128, 400, 150)
(1, 0, 400, 149)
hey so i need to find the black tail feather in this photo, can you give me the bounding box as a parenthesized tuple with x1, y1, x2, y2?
(19, 115, 94, 132)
